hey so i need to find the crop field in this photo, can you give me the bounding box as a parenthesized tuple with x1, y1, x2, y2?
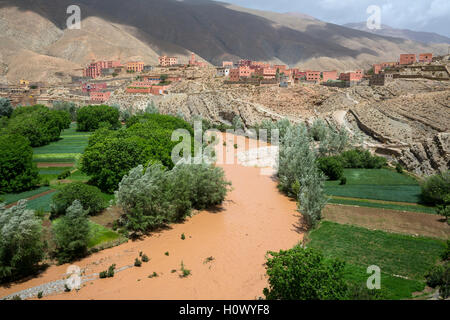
(325, 169, 423, 204)
(327, 197, 436, 214)
(1, 186, 52, 205)
(307, 221, 446, 299)
(33, 123, 91, 164)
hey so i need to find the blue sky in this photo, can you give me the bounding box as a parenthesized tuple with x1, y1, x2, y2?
(219, 0, 450, 37)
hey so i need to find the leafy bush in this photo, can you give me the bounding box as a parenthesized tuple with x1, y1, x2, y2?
(54, 110, 71, 129)
(0, 98, 13, 118)
(50, 182, 107, 218)
(340, 176, 347, 185)
(0, 201, 44, 282)
(134, 258, 142, 267)
(52, 200, 90, 264)
(317, 156, 344, 180)
(57, 169, 71, 180)
(142, 254, 149, 263)
(421, 171, 450, 205)
(82, 114, 194, 193)
(0, 133, 39, 193)
(263, 246, 348, 300)
(396, 163, 404, 174)
(339, 149, 386, 169)
(7, 105, 65, 147)
(426, 262, 449, 298)
(76, 105, 121, 132)
(99, 264, 116, 278)
(115, 163, 230, 235)
(309, 119, 328, 141)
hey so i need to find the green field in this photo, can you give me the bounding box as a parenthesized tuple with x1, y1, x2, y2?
(308, 221, 446, 299)
(32, 123, 91, 164)
(325, 169, 423, 204)
(1, 186, 52, 205)
(328, 197, 437, 214)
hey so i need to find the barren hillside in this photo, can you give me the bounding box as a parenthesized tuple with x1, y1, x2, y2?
(0, 0, 447, 84)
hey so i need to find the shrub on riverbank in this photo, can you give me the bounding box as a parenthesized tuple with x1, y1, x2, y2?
(263, 246, 348, 300)
(52, 201, 90, 264)
(0, 201, 44, 282)
(115, 163, 230, 236)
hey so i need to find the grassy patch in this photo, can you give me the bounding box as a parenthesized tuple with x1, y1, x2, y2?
(325, 169, 422, 203)
(307, 221, 445, 299)
(328, 197, 437, 214)
(87, 221, 121, 248)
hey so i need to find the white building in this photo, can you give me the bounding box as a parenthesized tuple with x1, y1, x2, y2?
(216, 67, 230, 77)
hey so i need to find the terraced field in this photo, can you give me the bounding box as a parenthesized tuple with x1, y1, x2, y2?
(308, 221, 446, 299)
(324, 169, 433, 213)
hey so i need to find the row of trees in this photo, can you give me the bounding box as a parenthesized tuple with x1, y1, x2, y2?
(0, 103, 72, 194)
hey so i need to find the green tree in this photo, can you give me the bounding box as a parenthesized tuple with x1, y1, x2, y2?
(82, 114, 194, 193)
(421, 171, 450, 205)
(115, 163, 230, 236)
(317, 156, 344, 180)
(0, 133, 39, 193)
(0, 200, 44, 282)
(53, 200, 90, 264)
(0, 98, 13, 118)
(52, 101, 78, 121)
(263, 246, 348, 300)
(8, 105, 64, 147)
(76, 105, 121, 132)
(50, 182, 107, 218)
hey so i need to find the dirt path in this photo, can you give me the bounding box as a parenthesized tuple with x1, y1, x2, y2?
(0, 140, 303, 300)
(5, 190, 56, 209)
(36, 163, 74, 168)
(324, 204, 449, 239)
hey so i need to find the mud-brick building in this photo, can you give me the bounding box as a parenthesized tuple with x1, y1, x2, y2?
(369, 73, 394, 86)
(400, 54, 416, 65)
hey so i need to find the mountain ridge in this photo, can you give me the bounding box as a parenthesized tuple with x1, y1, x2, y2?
(0, 0, 447, 84)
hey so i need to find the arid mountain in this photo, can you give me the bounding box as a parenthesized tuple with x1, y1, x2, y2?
(344, 22, 450, 45)
(0, 0, 447, 84)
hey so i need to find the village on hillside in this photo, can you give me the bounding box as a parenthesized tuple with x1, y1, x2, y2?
(1, 51, 448, 108)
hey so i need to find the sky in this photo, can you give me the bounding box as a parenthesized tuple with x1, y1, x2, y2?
(219, 0, 450, 37)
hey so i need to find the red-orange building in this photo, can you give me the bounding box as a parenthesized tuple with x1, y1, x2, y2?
(322, 71, 338, 82)
(89, 91, 111, 103)
(83, 60, 121, 79)
(419, 53, 433, 63)
(339, 70, 364, 82)
(306, 71, 321, 82)
(229, 66, 253, 81)
(255, 67, 277, 79)
(373, 64, 382, 75)
(159, 56, 178, 67)
(400, 54, 416, 65)
(126, 61, 145, 73)
(222, 61, 234, 68)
